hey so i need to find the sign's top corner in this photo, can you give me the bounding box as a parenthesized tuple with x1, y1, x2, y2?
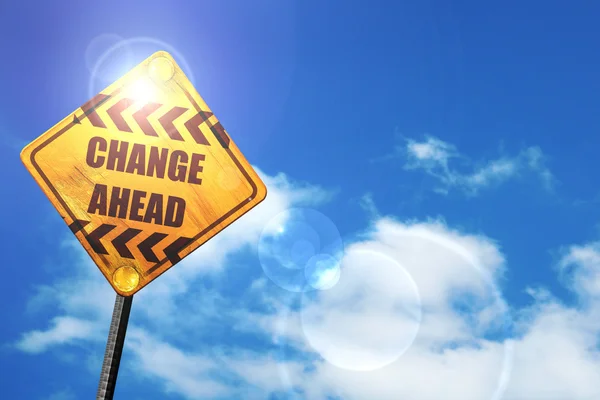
(145, 50, 178, 67)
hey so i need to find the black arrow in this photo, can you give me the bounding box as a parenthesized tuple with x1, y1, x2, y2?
(163, 236, 193, 264)
(132, 103, 162, 137)
(183, 111, 212, 145)
(106, 98, 136, 132)
(138, 232, 168, 263)
(159, 106, 188, 141)
(86, 224, 117, 254)
(112, 228, 142, 259)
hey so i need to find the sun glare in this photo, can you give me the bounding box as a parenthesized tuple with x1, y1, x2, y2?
(127, 76, 157, 102)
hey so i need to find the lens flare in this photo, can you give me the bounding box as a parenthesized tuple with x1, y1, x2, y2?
(126, 76, 158, 102)
(304, 253, 341, 290)
(258, 208, 344, 292)
(300, 248, 422, 371)
(86, 36, 196, 100)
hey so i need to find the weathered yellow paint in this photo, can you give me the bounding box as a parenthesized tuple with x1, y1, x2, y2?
(21, 51, 267, 296)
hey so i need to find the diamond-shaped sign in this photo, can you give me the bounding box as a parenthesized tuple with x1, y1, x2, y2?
(21, 51, 267, 296)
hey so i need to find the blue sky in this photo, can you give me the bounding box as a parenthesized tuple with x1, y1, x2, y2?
(2, 1, 600, 399)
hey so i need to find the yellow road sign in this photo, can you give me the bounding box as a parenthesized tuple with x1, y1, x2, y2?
(21, 51, 267, 296)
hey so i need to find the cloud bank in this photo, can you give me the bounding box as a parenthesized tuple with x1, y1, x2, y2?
(13, 169, 600, 400)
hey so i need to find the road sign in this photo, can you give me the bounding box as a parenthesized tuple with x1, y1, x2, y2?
(21, 51, 267, 296)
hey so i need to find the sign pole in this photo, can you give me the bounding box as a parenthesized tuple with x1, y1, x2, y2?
(96, 294, 133, 400)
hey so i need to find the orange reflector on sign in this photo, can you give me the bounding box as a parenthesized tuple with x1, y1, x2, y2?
(21, 51, 267, 296)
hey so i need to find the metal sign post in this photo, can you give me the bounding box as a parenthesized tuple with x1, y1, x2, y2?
(96, 294, 133, 400)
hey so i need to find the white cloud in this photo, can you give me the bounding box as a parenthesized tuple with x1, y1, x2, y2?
(126, 328, 309, 399)
(358, 192, 380, 219)
(401, 135, 555, 195)
(16, 316, 99, 354)
(407, 136, 458, 165)
(15, 173, 600, 399)
(558, 241, 600, 300)
(226, 219, 600, 399)
(246, 219, 600, 400)
(249, 218, 514, 399)
(126, 329, 231, 399)
(505, 301, 600, 400)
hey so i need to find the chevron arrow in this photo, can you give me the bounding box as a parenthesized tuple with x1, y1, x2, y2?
(86, 224, 117, 254)
(158, 106, 188, 141)
(111, 228, 142, 259)
(164, 236, 193, 264)
(107, 98, 136, 132)
(132, 103, 162, 137)
(184, 111, 212, 145)
(81, 94, 110, 128)
(138, 232, 168, 263)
